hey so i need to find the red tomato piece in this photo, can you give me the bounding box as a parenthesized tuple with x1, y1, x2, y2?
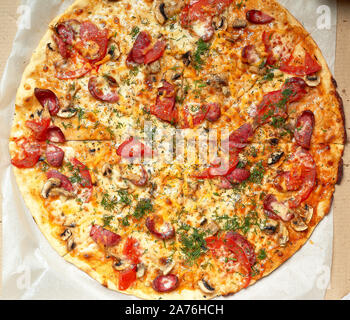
(294, 110, 315, 149)
(280, 52, 322, 76)
(71, 158, 93, 188)
(25, 118, 51, 141)
(11, 141, 41, 169)
(123, 237, 141, 264)
(246, 10, 274, 24)
(225, 231, 256, 266)
(206, 234, 251, 287)
(118, 266, 137, 291)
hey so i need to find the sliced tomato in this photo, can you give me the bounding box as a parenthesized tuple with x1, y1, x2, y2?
(275, 148, 316, 208)
(71, 158, 93, 188)
(11, 141, 41, 169)
(280, 52, 322, 76)
(118, 266, 137, 291)
(294, 110, 315, 149)
(90, 224, 122, 247)
(25, 118, 51, 141)
(206, 234, 251, 287)
(46, 170, 74, 192)
(246, 10, 274, 24)
(225, 231, 256, 266)
(151, 80, 177, 124)
(116, 137, 154, 159)
(262, 31, 295, 67)
(123, 237, 141, 264)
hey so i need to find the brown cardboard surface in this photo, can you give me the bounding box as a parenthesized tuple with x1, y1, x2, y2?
(0, 0, 349, 299)
(325, 0, 350, 300)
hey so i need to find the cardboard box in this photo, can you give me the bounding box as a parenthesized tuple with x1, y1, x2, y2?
(0, 0, 349, 299)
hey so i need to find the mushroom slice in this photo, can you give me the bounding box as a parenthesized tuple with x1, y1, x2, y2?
(146, 60, 161, 74)
(60, 228, 72, 241)
(136, 263, 146, 278)
(262, 219, 279, 235)
(41, 178, 61, 199)
(212, 16, 226, 30)
(198, 279, 215, 294)
(154, 2, 168, 25)
(291, 216, 308, 232)
(162, 260, 175, 276)
(305, 73, 320, 87)
(56, 107, 77, 119)
(102, 163, 112, 178)
(205, 221, 220, 236)
(181, 51, 191, 66)
(50, 188, 76, 198)
(67, 237, 76, 252)
(108, 40, 121, 61)
(112, 258, 131, 271)
(231, 18, 247, 28)
(206, 73, 229, 88)
(279, 223, 289, 247)
(300, 204, 314, 224)
(268, 151, 284, 165)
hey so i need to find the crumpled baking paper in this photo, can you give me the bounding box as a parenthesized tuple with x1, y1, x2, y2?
(0, 0, 337, 299)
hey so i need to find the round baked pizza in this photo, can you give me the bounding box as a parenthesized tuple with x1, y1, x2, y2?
(9, 0, 345, 299)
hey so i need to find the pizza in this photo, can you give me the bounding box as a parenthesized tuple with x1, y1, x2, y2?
(9, 0, 345, 299)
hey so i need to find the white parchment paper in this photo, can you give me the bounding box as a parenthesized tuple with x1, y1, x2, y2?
(1, 0, 337, 300)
